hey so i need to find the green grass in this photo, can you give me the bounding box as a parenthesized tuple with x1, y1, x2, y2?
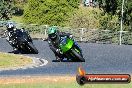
(0, 81, 131, 88)
(11, 16, 23, 23)
(0, 52, 32, 68)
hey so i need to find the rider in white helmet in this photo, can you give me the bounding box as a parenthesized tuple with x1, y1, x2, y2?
(5, 22, 18, 51)
(5, 22, 33, 52)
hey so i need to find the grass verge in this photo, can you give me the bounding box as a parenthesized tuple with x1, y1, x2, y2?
(0, 52, 32, 68)
(11, 16, 23, 23)
(0, 76, 131, 88)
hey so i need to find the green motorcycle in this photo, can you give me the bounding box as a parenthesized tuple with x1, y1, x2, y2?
(59, 36, 85, 62)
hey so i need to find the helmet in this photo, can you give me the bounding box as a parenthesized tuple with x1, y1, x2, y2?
(48, 26, 58, 40)
(6, 22, 15, 31)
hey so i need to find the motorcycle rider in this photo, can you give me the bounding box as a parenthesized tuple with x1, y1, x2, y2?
(47, 26, 82, 61)
(5, 22, 32, 52)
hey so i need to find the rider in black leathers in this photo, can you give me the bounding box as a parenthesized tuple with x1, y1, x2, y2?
(5, 22, 32, 52)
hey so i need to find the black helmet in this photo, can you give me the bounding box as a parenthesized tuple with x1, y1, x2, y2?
(6, 22, 15, 31)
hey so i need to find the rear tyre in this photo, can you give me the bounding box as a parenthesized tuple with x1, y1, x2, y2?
(71, 49, 85, 62)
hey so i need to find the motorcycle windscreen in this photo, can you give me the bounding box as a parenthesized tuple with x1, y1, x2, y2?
(60, 38, 74, 53)
(16, 30, 29, 41)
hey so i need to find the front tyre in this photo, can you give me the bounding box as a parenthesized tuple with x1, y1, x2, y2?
(26, 42, 38, 54)
(71, 49, 85, 62)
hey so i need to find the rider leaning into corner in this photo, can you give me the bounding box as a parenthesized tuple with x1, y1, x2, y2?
(5, 22, 32, 52)
(47, 26, 82, 61)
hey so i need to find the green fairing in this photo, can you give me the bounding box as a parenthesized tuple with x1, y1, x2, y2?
(60, 38, 74, 53)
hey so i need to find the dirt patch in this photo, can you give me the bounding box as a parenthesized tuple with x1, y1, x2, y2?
(0, 76, 75, 84)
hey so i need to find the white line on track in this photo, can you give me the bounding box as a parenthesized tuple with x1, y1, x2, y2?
(0, 54, 48, 71)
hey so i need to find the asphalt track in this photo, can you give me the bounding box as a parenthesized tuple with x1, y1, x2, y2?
(0, 38, 132, 76)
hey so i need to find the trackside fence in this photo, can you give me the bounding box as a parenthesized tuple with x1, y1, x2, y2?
(0, 22, 132, 45)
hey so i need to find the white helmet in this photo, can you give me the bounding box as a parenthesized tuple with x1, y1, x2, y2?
(6, 22, 15, 31)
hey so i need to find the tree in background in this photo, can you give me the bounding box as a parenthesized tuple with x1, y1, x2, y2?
(95, 0, 132, 30)
(23, 0, 80, 26)
(12, 0, 27, 16)
(0, 0, 13, 20)
(0, 0, 27, 20)
(68, 6, 101, 29)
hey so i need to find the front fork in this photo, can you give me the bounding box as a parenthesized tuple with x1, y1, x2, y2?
(74, 41, 82, 53)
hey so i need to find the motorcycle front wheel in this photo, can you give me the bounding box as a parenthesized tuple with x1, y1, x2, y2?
(26, 42, 38, 54)
(70, 49, 85, 62)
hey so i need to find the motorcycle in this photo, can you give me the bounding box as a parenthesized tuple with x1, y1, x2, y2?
(59, 36, 85, 62)
(6, 29, 38, 54)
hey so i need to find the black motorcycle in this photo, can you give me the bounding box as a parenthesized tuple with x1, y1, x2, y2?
(6, 29, 38, 54)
